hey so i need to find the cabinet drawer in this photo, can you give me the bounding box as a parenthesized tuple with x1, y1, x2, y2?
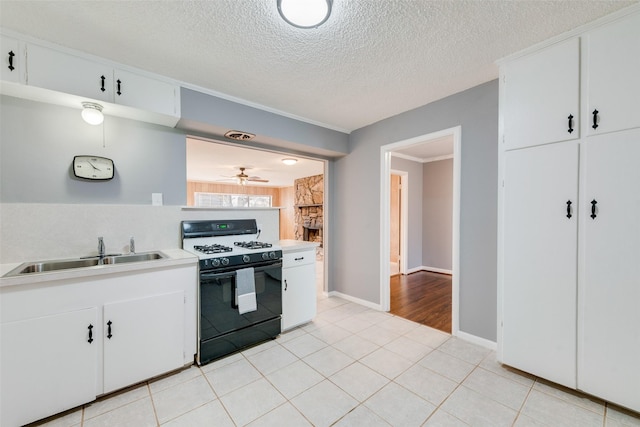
(283, 250, 315, 268)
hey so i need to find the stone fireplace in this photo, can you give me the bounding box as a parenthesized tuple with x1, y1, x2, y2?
(294, 174, 323, 247)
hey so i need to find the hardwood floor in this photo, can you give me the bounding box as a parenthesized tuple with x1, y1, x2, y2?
(390, 271, 452, 333)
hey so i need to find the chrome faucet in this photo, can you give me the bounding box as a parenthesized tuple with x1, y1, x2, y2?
(98, 237, 105, 259)
(129, 236, 135, 254)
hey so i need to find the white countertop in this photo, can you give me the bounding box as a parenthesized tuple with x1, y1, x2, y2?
(0, 248, 198, 288)
(278, 239, 320, 253)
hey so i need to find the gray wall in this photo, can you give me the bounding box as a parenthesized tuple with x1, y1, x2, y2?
(178, 88, 349, 158)
(331, 80, 498, 341)
(390, 156, 423, 270)
(0, 96, 186, 205)
(422, 159, 453, 270)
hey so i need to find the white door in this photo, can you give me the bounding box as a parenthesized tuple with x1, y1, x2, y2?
(586, 12, 640, 135)
(103, 291, 184, 393)
(578, 128, 640, 412)
(1, 307, 98, 427)
(503, 37, 580, 150)
(502, 141, 579, 388)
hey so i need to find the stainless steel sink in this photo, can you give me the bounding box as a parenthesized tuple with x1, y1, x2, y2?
(4, 252, 166, 277)
(102, 253, 165, 264)
(15, 258, 101, 274)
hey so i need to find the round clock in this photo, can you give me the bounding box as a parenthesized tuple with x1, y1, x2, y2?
(73, 155, 114, 180)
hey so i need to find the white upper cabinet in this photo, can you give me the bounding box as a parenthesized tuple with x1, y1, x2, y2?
(1, 38, 181, 127)
(586, 12, 640, 135)
(114, 68, 179, 117)
(502, 37, 580, 150)
(0, 34, 24, 84)
(27, 44, 113, 101)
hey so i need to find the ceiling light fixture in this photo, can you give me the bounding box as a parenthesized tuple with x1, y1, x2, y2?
(81, 102, 104, 125)
(277, 0, 332, 29)
(282, 158, 298, 165)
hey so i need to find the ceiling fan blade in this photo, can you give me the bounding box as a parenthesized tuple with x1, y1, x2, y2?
(248, 178, 269, 182)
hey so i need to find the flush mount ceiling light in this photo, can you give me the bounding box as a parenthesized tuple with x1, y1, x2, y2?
(277, 0, 332, 29)
(282, 158, 298, 165)
(81, 102, 104, 125)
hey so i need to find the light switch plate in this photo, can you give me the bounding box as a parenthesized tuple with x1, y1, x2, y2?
(152, 193, 163, 206)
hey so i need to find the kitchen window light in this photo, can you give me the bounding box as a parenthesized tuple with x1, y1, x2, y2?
(277, 0, 332, 29)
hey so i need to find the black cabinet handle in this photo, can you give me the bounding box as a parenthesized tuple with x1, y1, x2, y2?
(100, 75, 106, 92)
(88, 324, 94, 343)
(567, 114, 574, 134)
(566, 200, 572, 218)
(284, 279, 288, 291)
(116, 79, 122, 96)
(592, 109, 599, 129)
(294, 257, 304, 261)
(591, 200, 598, 219)
(107, 320, 113, 339)
(8, 50, 15, 71)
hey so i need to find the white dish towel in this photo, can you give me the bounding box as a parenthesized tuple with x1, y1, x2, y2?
(236, 267, 257, 314)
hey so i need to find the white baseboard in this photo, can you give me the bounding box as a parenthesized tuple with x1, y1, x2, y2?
(406, 266, 453, 275)
(328, 291, 382, 310)
(455, 330, 497, 351)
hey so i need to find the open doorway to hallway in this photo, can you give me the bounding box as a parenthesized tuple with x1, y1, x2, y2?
(380, 126, 461, 336)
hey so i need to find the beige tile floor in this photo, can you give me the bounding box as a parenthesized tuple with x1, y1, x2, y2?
(32, 294, 640, 427)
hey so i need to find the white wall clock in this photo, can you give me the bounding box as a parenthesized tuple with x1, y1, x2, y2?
(73, 155, 114, 180)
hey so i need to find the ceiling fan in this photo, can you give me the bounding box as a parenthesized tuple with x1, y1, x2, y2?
(219, 167, 269, 185)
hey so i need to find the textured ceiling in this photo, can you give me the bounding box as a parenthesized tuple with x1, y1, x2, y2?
(0, 0, 637, 132)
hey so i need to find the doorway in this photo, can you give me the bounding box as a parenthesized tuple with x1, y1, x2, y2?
(389, 170, 408, 276)
(379, 126, 461, 336)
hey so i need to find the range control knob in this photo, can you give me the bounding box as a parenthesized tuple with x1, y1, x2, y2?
(242, 255, 251, 263)
(211, 259, 220, 267)
(221, 258, 230, 266)
(269, 251, 277, 259)
(261, 252, 270, 260)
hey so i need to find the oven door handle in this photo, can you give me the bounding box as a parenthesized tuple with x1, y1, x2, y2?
(200, 272, 236, 281)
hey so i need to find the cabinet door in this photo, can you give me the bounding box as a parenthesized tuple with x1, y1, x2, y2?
(113, 69, 179, 117)
(503, 38, 580, 150)
(579, 128, 640, 412)
(502, 142, 579, 388)
(1, 307, 97, 427)
(27, 43, 112, 101)
(103, 291, 184, 393)
(586, 12, 640, 135)
(0, 35, 23, 83)
(282, 263, 316, 331)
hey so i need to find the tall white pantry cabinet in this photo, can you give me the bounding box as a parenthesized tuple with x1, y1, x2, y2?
(498, 8, 640, 413)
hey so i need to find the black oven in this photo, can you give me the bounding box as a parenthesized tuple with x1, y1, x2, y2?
(198, 259, 282, 365)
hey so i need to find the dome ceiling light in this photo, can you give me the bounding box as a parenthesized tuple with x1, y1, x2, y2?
(282, 158, 298, 165)
(81, 102, 104, 125)
(277, 0, 332, 29)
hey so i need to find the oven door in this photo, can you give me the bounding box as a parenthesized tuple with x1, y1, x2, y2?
(199, 260, 282, 363)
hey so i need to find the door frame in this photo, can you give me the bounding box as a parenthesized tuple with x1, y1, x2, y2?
(390, 169, 409, 275)
(379, 126, 461, 336)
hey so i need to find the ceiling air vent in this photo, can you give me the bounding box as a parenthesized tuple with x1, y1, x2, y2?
(224, 130, 255, 141)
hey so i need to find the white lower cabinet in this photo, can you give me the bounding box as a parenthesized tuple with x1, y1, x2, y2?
(1, 307, 98, 427)
(103, 291, 184, 393)
(0, 264, 196, 426)
(578, 128, 640, 411)
(502, 141, 579, 388)
(282, 249, 316, 331)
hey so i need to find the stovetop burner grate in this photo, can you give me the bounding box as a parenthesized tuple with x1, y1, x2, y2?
(234, 241, 273, 250)
(193, 244, 233, 254)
